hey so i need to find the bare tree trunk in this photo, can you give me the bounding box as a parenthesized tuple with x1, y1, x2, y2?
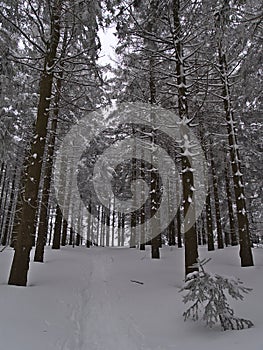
(206, 188, 214, 251)
(75, 201, 82, 247)
(34, 62, 64, 260)
(8, 0, 62, 286)
(117, 212, 122, 247)
(224, 154, 238, 246)
(111, 197, 115, 247)
(86, 203, 92, 248)
(173, 0, 198, 275)
(215, 9, 253, 266)
(201, 214, 207, 246)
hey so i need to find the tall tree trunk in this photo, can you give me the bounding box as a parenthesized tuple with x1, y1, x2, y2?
(8, 0, 62, 286)
(34, 121, 57, 260)
(34, 67, 63, 260)
(117, 212, 122, 247)
(111, 197, 115, 247)
(139, 151, 146, 250)
(173, 0, 198, 275)
(215, 8, 253, 266)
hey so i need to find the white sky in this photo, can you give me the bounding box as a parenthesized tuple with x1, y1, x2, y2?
(98, 26, 118, 67)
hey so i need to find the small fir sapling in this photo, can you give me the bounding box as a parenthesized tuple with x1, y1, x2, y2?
(180, 258, 254, 331)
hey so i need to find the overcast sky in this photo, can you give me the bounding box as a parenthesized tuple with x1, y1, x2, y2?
(98, 26, 118, 67)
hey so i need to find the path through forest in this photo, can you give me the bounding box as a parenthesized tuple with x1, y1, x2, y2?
(61, 249, 152, 350)
(0, 246, 262, 350)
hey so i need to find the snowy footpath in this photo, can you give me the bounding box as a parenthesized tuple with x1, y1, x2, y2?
(0, 246, 262, 350)
(62, 249, 152, 350)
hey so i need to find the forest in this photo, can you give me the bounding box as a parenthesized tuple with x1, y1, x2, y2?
(0, 0, 262, 349)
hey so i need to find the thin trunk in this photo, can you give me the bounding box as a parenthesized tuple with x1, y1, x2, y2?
(201, 214, 207, 246)
(105, 203, 110, 247)
(1, 165, 17, 246)
(0, 177, 10, 243)
(111, 197, 115, 247)
(0, 162, 7, 209)
(215, 9, 253, 266)
(167, 180, 176, 246)
(206, 189, 214, 251)
(76, 201, 82, 247)
(225, 154, 238, 246)
(121, 213, 125, 246)
(210, 145, 224, 249)
(117, 212, 121, 247)
(52, 152, 67, 249)
(86, 203, 92, 248)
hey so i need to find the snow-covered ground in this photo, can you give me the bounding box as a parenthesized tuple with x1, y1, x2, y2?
(0, 245, 262, 350)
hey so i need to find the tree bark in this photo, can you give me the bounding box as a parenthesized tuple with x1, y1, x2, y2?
(173, 0, 198, 275)
(224, 155, 238, 246)
(215, 8, 253, 266)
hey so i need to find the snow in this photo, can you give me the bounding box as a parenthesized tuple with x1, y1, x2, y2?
(0, 246, 262, 350)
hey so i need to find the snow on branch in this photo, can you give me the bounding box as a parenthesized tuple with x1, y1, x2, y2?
(180, 258, 254, 331)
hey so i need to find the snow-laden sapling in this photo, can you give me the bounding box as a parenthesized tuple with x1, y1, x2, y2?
(180, 258, 254, 331)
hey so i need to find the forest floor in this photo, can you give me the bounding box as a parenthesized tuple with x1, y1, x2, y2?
(0, 245, 262, 350)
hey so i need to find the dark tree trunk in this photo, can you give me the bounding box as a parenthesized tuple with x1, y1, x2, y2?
(86, 203, 92, 248)
(105, 203, 110, 247)
(117, 212, 122, 247)
(8, 0, 62, 286)
(61, 219, 68, 246)
(215, 9, 253, 267)
(52, 204, 62, 249)
(69, 227, 74, 246)
(173, 0, 198, 275)
(34, 69, 63, 261)
(201, 214, 207, 246)
(168, 219, 176, 246)
(177, 206, 182, 248)
(206, 189, 214, 251)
